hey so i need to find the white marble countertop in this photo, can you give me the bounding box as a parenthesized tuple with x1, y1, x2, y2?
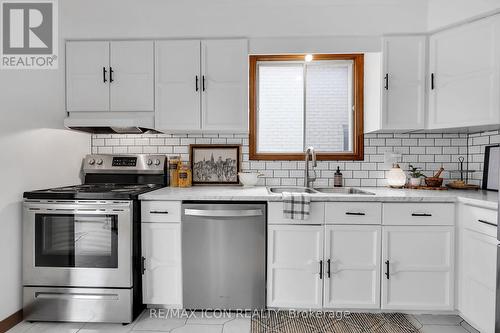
(139, 186, 498, 209)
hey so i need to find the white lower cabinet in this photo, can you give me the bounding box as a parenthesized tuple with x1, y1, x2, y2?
(141, 222, 182, 308)
(267, 224, 381, 310)
(267, 225, 324, 309)
(381, 226, 454, 311)
(458, 204, 498, 333)
(323, 225, 381, 309)
(460, 229, 497, 333)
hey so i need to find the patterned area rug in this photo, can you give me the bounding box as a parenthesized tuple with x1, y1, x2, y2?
(251, 312, 420, 333)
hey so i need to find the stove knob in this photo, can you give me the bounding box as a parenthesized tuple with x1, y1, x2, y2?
(147, 159, 153, 166)
(96, 159, 103, 165)
(88, 159, 96, 165)
(154, 159, 161, 166)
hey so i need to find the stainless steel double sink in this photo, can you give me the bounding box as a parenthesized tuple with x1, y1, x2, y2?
(267, 186, 375, 195)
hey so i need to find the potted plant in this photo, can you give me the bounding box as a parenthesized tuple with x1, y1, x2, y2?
(408, 165, 425, 187)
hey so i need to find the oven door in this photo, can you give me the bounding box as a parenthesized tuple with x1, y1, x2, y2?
(23, 200, 133, 288)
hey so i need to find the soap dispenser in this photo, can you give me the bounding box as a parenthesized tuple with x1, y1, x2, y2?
(334, 166, 343, 187)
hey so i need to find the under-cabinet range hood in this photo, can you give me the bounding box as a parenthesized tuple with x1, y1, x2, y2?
(64, 112, 157, 134)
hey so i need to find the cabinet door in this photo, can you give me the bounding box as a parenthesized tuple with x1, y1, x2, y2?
(382, 36, 426, 130)
(66, 41, 109, 111)
(428, 16, 500, 129)
(460, 228, 497, 333)
(267, 225, 323, 309)
(110, 41, 154, 111)
(142, 223, 182, 307)
(323, 225, 381, 309)
(155, 40, 201, 131)
(382, 226, 454, 311)
(201, 39, 248, 132)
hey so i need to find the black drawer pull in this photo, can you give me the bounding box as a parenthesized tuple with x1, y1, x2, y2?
(327, 259, 331, 278)
(385, 260, 390, 279)
(103, 67, 107, 83)
(412, 213, 432, 217)
(431, 73, 435, 90)
(195, 75, 199, 92)
(319, 260, 323, 279)
(202, 75, 206, 91)
(384, 73, 389, 90)
(109, 67, 114, 83)
(346, 212, 365, 216)
(150, 211, 169, 214)
(478, 219, 496, 227)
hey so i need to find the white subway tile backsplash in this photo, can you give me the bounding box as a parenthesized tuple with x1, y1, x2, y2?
(91, 130, 497, 187)
(418, 138, 435, 146)
(467, 129, 499, 186)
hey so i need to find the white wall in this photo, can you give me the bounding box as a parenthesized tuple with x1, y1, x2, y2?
(428, 0, 500, 31)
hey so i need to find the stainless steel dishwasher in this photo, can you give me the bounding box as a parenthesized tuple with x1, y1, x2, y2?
(182, 202, 266, 310)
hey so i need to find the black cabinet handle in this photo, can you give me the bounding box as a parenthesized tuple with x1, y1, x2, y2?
(150, 211, 169, 214)
(327, 259, 331, 278)
(202, 75, 206, 91)
(431, 73, 435, 90)
(412, 213, 432, 217)
(384, 73, 389, 90)
(109, 67, 114, 83)
(319, 260, 323, 279)
(195, 75, 199, 92)
(478, 219, 496, 227)
(385, 260, 390, 279)
(103, 67, 107, 83)
(141, 256, 146, 275)
(346, 212, 365, 216)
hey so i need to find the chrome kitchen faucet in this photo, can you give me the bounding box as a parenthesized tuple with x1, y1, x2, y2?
(304, 146, 317, 188)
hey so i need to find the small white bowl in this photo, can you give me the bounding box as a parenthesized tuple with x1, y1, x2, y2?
(238, 172, 263, 187)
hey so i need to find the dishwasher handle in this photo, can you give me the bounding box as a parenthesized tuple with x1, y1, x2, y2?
(184, 208, 263, 218)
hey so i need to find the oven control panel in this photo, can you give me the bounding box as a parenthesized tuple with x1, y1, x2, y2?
(83, 154, 166, 174)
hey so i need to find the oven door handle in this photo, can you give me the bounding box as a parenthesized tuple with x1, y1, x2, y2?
(27, 208, 129, 214)
(35, 292, 119, 300)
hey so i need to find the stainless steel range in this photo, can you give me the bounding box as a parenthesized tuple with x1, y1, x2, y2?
(22, 154, 167, 324)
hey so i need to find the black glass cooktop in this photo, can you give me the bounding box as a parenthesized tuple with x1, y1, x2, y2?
(24, 183, 164, 200)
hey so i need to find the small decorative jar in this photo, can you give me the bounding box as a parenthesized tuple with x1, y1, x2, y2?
(387, 164, 407, 188)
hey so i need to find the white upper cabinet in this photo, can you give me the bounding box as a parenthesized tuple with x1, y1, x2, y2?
(110, 41, 154, 112)
(381, 226, 454, 311)
(66, 41, 154, 112)
(155, 40, 201, 131)
(323, 225, 381, 309)
(201, 39, 248, 132)
(155, 39, 248, 133)
(382, 36, 426, 130)
(66, 41, 110, 111)
(267, 225, 323, 309)
(428, 15, 500, 129)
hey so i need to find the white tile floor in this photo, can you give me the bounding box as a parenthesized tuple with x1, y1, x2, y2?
(7, 311, 480, 333)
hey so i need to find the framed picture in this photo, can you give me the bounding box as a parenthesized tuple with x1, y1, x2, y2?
(189, 145, 241, 185)
(482, 144, 499, 191)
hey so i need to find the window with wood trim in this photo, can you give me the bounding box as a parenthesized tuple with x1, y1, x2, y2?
(249, 54, 364, 160)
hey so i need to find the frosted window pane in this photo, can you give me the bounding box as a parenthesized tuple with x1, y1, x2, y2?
(305, 61, 353, 152)
(257, 65, 304, 153)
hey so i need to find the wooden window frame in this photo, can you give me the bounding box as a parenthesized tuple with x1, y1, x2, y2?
(249, 54, 364, 161)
